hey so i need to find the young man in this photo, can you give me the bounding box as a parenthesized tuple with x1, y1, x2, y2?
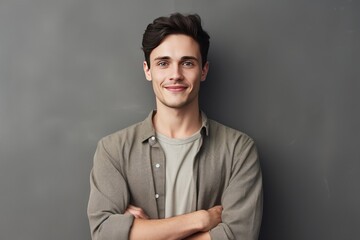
(88, 13, 263, 240)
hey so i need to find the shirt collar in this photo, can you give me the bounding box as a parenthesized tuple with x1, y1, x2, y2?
(140, 110, 209, 143)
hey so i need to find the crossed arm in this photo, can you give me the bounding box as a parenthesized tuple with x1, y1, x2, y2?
(126, 205, 223, 240)
(88, 136, 263, 240)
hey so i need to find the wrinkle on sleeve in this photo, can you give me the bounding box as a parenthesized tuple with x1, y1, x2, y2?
(87, 139, 134, 240)
(210, 137, 263, 240)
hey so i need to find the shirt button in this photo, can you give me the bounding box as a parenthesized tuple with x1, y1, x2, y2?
(149, 136, 157, 146)
(155, 194, 159, 199)
(155, 163, 160, 168)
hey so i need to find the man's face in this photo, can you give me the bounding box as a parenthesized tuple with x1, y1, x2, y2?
(143, 34, 209, 110)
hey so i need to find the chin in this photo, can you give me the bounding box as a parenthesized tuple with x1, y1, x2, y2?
(165, 103, 188, 109)
(158, 96, 197, 109)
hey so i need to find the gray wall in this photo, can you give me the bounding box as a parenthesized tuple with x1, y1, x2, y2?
(0, 0, 359, 239)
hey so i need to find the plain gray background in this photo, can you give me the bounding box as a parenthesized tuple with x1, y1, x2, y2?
(0, 0, 359, 239)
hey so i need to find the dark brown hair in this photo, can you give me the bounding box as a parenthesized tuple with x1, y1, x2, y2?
(142, 13, 210, 68)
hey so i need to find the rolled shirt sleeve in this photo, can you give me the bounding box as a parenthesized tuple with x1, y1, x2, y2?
(87, 139, 134, 240)
(209, 138, 263, 240)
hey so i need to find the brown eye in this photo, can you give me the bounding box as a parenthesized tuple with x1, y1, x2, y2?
(157, 61, 168, 67)
(182, 61, 194, 67)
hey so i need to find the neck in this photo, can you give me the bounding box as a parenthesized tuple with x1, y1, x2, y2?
(153, 102, 202, 139)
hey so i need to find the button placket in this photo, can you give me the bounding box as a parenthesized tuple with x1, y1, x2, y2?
(149, 138, 165, 217)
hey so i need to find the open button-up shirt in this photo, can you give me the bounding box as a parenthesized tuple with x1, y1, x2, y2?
(87, 111, 263, 240)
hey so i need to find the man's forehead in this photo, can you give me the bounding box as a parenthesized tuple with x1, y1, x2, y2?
(149, 34, 201, 61)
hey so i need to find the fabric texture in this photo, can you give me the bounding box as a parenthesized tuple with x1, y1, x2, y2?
(87, 111, 263, 240)
(156, 130, 201, 218)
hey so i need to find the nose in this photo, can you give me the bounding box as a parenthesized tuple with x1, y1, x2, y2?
(169, 64, 183, 81)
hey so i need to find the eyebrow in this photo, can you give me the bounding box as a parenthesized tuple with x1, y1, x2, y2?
(153, 56, 200, 62)
(181, 56, 200, 62)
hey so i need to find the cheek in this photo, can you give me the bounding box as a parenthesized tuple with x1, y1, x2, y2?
(151, 70, 167, 82)
(185, 71, 202, 83)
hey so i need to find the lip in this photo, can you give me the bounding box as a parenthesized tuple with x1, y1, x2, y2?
(164, 85, 188, 92)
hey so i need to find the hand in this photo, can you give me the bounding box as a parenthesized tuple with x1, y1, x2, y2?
(200, 205, 223, 232)
(125, 205, 149, 219)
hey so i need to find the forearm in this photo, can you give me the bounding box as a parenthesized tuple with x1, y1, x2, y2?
(129, 210, 210, 240)
(183, 232, 211, 240)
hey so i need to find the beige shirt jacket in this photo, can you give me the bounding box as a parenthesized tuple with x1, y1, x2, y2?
(87, 111, 263, 240)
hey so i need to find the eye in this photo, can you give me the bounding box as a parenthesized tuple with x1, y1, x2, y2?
(182, 61, 195, 67)
(157, 61, 168, 67)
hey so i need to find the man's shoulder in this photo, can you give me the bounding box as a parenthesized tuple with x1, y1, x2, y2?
(207, 118, 255, 144)
(207, 118, 252, 138)
(99, 118, 149, 147)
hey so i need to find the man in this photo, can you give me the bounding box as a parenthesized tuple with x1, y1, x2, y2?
(88, 13, 263, 240)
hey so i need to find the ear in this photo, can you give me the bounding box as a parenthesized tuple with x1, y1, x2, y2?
(200, 61, 209, 82)
(143, 61, 152, 81)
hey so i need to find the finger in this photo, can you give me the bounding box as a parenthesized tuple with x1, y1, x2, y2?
(133, 210, 149, 219)
(125, 205, 150, 219)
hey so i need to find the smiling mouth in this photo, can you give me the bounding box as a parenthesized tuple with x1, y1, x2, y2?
(164, 85, 188, 92)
